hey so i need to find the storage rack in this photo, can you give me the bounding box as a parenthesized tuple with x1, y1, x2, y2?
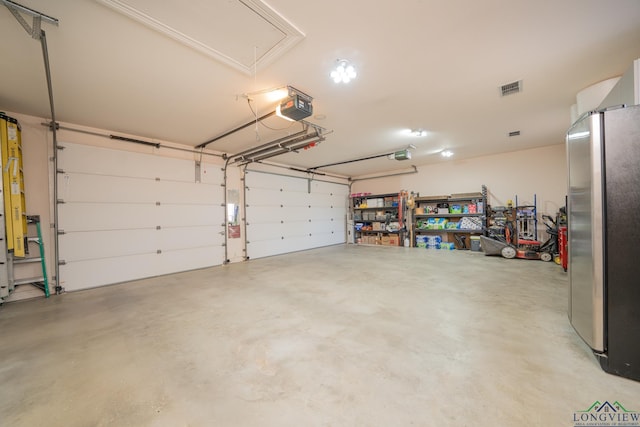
(351, 192, 406, 246)
(412, 185, 487, 249)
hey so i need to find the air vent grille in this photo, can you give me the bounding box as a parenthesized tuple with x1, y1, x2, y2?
(500, 80, 522, 96)
(508, 130, 521, 137)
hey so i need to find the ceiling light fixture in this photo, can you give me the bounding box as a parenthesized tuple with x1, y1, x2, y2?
(411, 129, 427, 137)
(441, 150, 454, 158)
(330, 59, 357, 84)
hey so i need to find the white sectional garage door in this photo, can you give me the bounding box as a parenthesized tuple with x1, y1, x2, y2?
(57, 142, 224, 291)
(244, 170, 348, 259)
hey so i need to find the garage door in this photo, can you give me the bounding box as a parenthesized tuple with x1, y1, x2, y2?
(244, 170, 348, 259)
(57, 142, 224, 291)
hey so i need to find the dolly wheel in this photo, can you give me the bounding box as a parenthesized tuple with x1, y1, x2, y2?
(501, 246, 516, 259)
(540, 252, 553, 262)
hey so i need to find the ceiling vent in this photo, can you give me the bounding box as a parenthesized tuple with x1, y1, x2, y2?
(508, 130, 521, 137)
(500, 80, 523, 96)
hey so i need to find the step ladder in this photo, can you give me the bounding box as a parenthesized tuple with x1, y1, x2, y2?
(9, 215, 49, 298)
(1, 215, 49, 302)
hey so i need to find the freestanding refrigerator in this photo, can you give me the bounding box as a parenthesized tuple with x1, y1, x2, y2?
(567, 104, 640, 382)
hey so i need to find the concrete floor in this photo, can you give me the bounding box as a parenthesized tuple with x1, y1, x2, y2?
(1, 245, 639, 426)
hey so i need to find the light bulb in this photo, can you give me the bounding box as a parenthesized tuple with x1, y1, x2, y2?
(331, 59, 357, 84)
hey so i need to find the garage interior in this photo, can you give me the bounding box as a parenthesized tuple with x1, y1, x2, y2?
(1, 1, 640, 425)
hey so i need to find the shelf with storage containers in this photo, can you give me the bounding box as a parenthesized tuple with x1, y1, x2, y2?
(350, 192, 407, 246)
(412, 185, 487, 249)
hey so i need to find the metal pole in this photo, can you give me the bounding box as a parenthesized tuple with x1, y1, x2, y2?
(40, 29, 61, 293)
(196, 110, 276, 149)
(223, 157, 231, 264)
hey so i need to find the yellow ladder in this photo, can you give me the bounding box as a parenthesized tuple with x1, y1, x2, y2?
(0, 112, 27, 258)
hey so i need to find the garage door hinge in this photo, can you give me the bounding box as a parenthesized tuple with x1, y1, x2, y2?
(57, 229, 65, 235)
(56, 168, 65, 174)
(157, 250, 162, 254)
(156, 226, 161, 230)
(156, 201, 161, 206)
(59, 260, 67, 265)
(155, 177, 161, 181)
(57, 199, 65, 204)
(218, 231, 224, 235)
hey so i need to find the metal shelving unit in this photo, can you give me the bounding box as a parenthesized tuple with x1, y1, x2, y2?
(350, 192, 407, 246)
(412, 185, 487, 249)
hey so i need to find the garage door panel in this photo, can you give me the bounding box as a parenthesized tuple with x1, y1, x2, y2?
(281, 191, 309, 206)
(201, 163, 223, 184)
(157, 204, 220, 227)
(59, 203, 158, 231)
(245, 170, 348, 259)
(310, 207, 344, 220)
(59, 229, 158, 261)
(246, 222, 285, 242)
(156, 181, 222, 204)
(155, 247, 223, 275)
(60, 253, 160, 291)
(59, 142, 199, 181)
(281, 220, 310, 237)
(246, 239, 288, 259)
(245, 187, 283, 206)
(246, 206, 285, 220)
(158, 226, 223, 250)
(309, 219, 336, 233)
(282, 206, 311, 222)
(59, 173, 157, 203)
(310, 232, 342, 247)
(58, 142, 225, 291)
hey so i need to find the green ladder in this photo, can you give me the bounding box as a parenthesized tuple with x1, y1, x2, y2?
(11, 215, 49, 298)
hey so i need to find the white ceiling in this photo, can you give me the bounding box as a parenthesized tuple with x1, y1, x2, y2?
(1, 0, 640, 177)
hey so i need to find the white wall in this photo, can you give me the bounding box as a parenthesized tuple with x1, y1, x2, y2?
(351, 144, 567, 218)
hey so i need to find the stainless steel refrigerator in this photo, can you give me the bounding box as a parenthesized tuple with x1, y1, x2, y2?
(567, 104, 640, 381)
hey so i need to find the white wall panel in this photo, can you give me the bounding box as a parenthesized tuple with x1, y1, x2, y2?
(58, 142, 224, 292)
(245, 170, 348, 259)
